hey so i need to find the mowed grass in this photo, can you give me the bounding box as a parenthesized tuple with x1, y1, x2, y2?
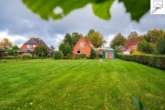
(0, 59, 165, 110)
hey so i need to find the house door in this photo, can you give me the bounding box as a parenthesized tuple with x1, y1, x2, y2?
(108, 52, 113, 59)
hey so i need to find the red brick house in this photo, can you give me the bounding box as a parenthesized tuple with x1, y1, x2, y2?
(20, 38, 48, 53)
(72, 37, 93, 57)
(123, 37, 141, 54)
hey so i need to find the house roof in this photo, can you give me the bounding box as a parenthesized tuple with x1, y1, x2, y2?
(77, 37, 94, 48)
(124, 38, 140, 49)
(24, 38, 47, 47)
(20, 38, 49, 53)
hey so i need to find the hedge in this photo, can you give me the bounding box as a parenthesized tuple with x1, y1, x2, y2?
(117, 54, 165, 70)
(53, 51, 64, 59)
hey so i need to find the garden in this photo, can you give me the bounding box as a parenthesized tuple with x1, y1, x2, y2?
(0, 59, 165, 110)
(0, 0, 165, 110)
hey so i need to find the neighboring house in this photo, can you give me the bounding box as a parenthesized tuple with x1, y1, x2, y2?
(72, 37, 93, 57)
(97, 48, 114, 59)
(73, 37, 115, 59)
(123, 38, 140, 55)
(20, 38, 48, 53)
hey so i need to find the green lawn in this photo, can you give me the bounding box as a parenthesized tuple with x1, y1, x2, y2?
(0, 59, 165, 110)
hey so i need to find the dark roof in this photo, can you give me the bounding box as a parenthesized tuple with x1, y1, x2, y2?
(24, 38, 48, 47)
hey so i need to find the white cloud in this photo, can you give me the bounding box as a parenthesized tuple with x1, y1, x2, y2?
(104, 34, 116, 47)
(0, 0, 165, 48)
(0, 30, 27, 47)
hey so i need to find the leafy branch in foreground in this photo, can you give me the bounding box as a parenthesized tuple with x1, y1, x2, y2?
(22, 0, 149, 21)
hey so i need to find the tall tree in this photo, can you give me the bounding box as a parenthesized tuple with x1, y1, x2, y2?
(128, 32, 138, 39)
(71, 32, 82, 47)
(0, 38, 12, 49)
(59, 43, 72, 56)
(127, 32, 142, 41)
(137, 29, 165, 54)
(111, 33, 126, 51)
(87, 29, 105, 48)
(138, 40, 154, 54)
(59, 33, 81, 57)
(145, 29, 165, 43)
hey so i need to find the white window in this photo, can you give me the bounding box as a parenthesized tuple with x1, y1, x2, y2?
(33, 45, 36, 48)
(80, 42, 85, 48)
(27, 45, 33, 49)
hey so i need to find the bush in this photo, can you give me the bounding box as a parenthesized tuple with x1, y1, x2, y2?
(59, 43, 72, 56)
(74, 54, 87, 59)
(53, 51, 64, 59)
(2, 56, 16, 59)
(0, 49, 5, 58)
(34, 45, 48, 58)
(90, 49, 97, 59)
(138, 40, 154, 54)
(21, 53, 33, 59)
(7, 45, 19, 56)
(63, 54, 73, 59)
(157, 38, 165, 54)
(117, 54, 165, 70)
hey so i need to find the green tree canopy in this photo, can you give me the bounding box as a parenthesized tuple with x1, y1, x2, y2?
(0, 38, 12, 49)
(157, 38, 165, 54)
(145, 29, 165, 43)
(138, 40, 154, 54)
(34, 45, 49, 57)
(7, 45, 19, 56)
(111, 33, 126, 50)
(59, 33, 81, 57)
(59, 43, 72, 56)
(138, 29, 165, 54)
(87, 29, 105, 48)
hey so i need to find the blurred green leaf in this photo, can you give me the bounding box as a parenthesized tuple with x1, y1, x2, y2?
(22, 0, 150, 21)
(92, 0, 114, 20)
(119, 0, 150, 21)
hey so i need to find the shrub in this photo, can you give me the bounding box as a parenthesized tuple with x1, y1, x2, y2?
(59, 43, 72, 56)
(157, 38, 165, 54)
(90, 49, 97, 59)
(34, 45, 48, 58)
(53, 51, 64, 59)
(63, 54, 73, 59)
(117, 54, 165, 70)
(0, 49, 5, 58)
(21, 53, 33, 59)
(7, 45, 19, 56)
(3, 56, 16, 59)
(74, 54, 87, 59)
(138, 40, 154, 54)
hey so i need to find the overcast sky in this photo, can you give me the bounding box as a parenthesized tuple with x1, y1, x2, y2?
(0, 0, 165, 48)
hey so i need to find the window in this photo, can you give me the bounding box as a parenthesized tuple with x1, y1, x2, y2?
(80, 42, 85, 48)
(27, 45, 33, 49)
(77, 50, 80, 54)
(33, 45, 36, 48)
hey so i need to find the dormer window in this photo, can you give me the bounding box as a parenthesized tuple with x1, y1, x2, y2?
(33, 45, 36, 48)
(27, 45, 33, 49)
(77, 50, 80, 54)
(80, 42, 85, 48)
